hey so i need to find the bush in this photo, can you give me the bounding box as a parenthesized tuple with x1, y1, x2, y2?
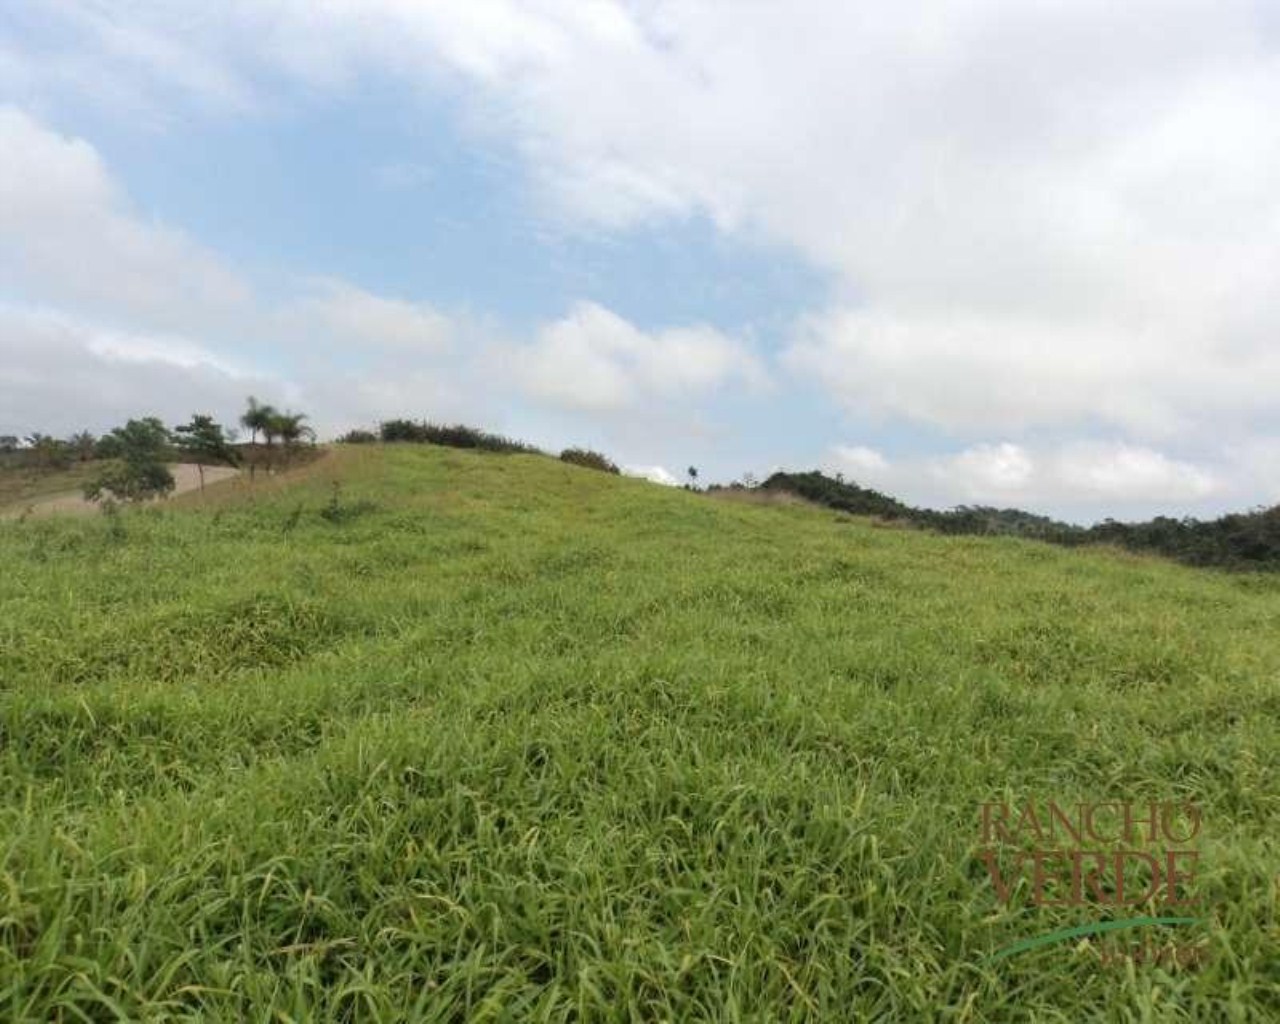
(378, 419, 540, 454)
(338, 429, 378, 444)
(559, 448, 620, 474)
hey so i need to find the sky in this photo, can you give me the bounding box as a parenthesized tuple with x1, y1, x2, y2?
(1, 1, 1278, 523)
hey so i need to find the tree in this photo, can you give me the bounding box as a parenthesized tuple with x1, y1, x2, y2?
(68, 430, 97, 462)
(85, 462, 176, 504)
(84, 417, 175, 504)
(240, 396, 277, 446)
(687, 465, 699, 489)
(173, 414, 241, 491)
(0, 436, 18, 454)
(270, 411, 315, 459)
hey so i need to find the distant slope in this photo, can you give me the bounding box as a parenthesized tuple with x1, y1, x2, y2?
(1, 443, 1277, 1020)
(762, 468, 1280, 571)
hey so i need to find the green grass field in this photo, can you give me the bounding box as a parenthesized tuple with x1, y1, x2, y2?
(1, 444, 1277, 1021)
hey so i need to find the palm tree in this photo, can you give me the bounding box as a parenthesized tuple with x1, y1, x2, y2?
(271, 411, 315, 461)
(240, 396, 277, 446)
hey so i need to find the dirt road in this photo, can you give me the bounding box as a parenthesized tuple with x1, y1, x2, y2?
(4, 464, 241, 517)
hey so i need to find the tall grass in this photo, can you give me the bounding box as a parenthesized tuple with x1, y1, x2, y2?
(0, 445, 1277, 1020)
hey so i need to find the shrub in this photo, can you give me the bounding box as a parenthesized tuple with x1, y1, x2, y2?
(559, 448, 620, 474)
(338, 429, 378, 444)
(378, 419, 540, 454)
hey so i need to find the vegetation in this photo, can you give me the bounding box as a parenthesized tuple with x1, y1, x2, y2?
(238, 398, 316, 471)
(173, 415, 241, 491)
(759, 470, 914, 520)
(337, 428, 379, 445)
(763, 470, 1280, 572)
(68, 430, 98, 463)
(5, 406, 1280, 574)
(83, 417, 176, 504)
(0, 444, 1276, 1020)
(240, 396, 276, 446)
(23, 433, 74, 471)
(272, 410, 316, 453)
(378, 418, 540, 453)
(559, 447, 620, 474)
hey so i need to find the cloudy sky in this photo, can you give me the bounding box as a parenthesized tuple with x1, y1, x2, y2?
(2, 1, 1278, 521)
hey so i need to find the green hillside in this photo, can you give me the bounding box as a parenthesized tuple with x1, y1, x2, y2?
(1, 444, 1277, 1020)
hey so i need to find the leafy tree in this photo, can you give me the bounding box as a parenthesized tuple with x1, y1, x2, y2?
(85, 417, 175, 504)
(173, 414, 241, 491)
(85, 462, 176, 504)
(687, 466, 699, 489)
(0, 436, 18, 454)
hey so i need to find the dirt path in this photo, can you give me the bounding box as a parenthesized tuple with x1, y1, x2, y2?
(4, 464, 242, 518)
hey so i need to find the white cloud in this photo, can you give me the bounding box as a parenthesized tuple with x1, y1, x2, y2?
(17, 0, 1272, 447)
(86, 332, 249, 378)
(941, 442, 1036, 494)
(826, 439, 1221, 518)
(513, 300, 765, 413)
(624, 464, 679, 486)
(1049, 443, 1217, 503)
(783, 307, 1280, 437)
(831, 445, 888, 475)
(5, 4, 1280, 509)
(281, 279, 455, 354)
(0, 304, 275, 438)
(0, 106, 251, 332)
(0, 110, 752, 459)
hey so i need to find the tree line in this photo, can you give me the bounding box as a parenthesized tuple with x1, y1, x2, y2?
(757, 470, 1280, 572)
(1, 398, 315, 505)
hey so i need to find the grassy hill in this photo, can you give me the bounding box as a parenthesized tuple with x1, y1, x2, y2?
(1, 444, 1277, 1020)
